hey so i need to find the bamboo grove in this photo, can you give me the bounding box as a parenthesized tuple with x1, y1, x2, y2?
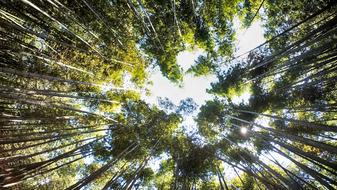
(0, 0, 336, 189)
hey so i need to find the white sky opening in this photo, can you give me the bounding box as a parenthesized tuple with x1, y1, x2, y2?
(142, 17, 266, 107)
(143, 49, 216, 107)
(233, 17, 265, 56)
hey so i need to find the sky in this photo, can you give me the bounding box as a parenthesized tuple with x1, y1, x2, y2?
(143, 17, 265, 110)
(142, 49, 216, 107)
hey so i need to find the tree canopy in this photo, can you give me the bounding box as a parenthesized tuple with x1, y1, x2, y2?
(0, 0, 336, 189)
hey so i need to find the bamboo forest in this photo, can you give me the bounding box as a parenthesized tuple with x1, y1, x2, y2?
(1, 0, 337, 189)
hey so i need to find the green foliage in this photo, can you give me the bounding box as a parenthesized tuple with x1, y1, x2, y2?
(1, 0, 337, 189)
(187, 55, 215, 76)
